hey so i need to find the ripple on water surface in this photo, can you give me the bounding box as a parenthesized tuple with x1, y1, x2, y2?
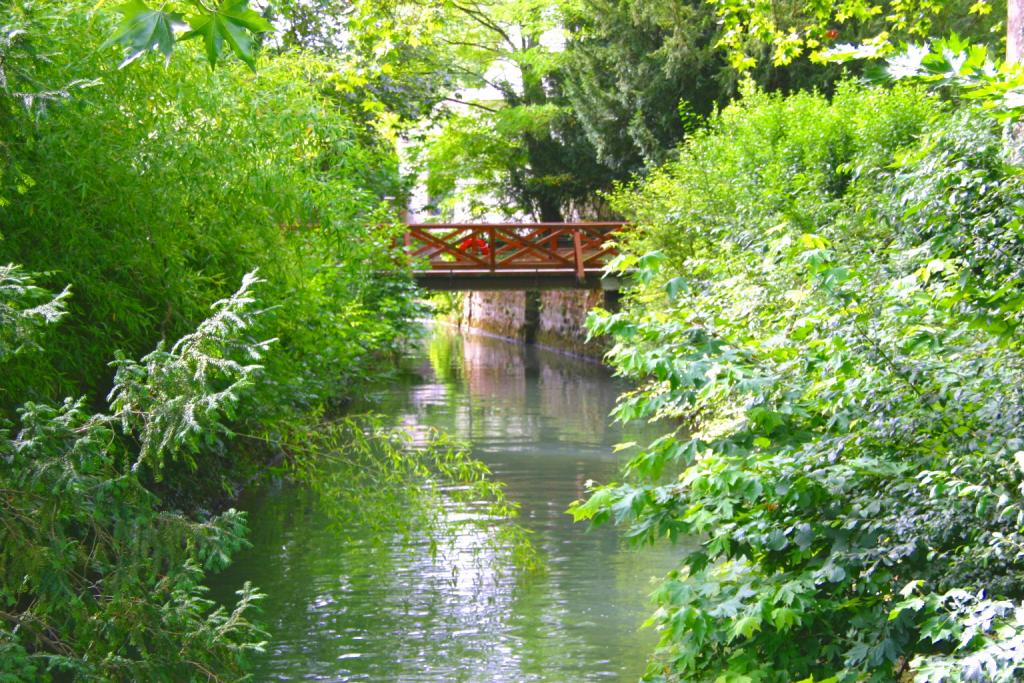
(209, 326, 683, 682)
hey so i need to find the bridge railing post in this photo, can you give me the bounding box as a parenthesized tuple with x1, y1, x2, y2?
(488, 226, 496, 272)
(573, 229, 585, 284)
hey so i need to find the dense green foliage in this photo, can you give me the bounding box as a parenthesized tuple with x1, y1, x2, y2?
(1, 0, 429, 513)
(1, 268, 526, 679)
(708, 0, 1004, 71)
(847, 35, 1024, 123)
(10, 0, 1024, 679)
(559, 0, 857, 175)
(0, 2, 535, 679)
(398, 0, 839, 220)
(346, 0, 1007, 222)
(574, 82, 1024, 681)
(101, 0, 273, 69)
(2, 1, 407, 413)
(558, 0, 724, 173)
(1, 270, 268, 679)
(400, 0, 611, 221)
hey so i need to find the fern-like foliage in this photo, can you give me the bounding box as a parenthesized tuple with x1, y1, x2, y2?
(0, 268, 269, 681)
(0, 263, 70, 361)
(108, 270, 275, 477)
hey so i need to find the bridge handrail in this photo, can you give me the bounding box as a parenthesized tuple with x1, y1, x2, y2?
(402, 222, 626, 284)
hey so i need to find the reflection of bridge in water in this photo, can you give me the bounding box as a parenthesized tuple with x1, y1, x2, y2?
(403, 222, 627, 291)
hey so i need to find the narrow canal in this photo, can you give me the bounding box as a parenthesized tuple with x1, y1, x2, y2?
(210, 325, 680, 681)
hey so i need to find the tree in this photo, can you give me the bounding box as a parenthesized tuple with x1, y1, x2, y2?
(707, 0, 1004, 71)
(558, 0, 724, 173)
(360, 0, 950, 221)
(558, 0, 855, 176)
(397, 0, 610, 221)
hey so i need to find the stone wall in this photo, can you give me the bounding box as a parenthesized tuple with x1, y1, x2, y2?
(460, 290, 528, 340)
(537, 290, 606, 356)
(460, 289, 611, 357)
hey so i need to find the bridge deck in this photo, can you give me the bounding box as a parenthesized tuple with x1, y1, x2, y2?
(404, 222, 623, 290)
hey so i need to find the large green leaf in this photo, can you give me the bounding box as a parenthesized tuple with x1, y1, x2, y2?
(181, 0, 273, 70)
(101, 0, 184, 67)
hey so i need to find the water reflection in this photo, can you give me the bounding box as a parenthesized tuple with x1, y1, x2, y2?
(210, 326, 681, 682)
(416, 327, 620, 450)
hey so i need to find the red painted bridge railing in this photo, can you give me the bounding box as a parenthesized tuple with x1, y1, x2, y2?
(403, 222, 625, 284)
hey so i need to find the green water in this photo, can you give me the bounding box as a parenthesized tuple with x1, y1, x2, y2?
(210, 326, 681, 682)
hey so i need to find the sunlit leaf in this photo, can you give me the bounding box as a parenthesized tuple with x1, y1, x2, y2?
(181, 0, 272, 69)
(101, 0, 184, 67)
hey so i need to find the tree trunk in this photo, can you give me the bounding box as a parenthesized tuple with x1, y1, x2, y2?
(537, 196, 564, 222)
(1010, 0, 1024, 161)
(1010, 0, 1024, 63)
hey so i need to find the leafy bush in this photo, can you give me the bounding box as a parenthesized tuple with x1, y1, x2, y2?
(575, 85, 1024, 681)
(0, 0, 426, 507)
(0, 268, 267, 681)
(0, 0, 409, 416)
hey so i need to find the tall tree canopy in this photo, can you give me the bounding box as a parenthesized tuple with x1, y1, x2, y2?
(346, 0, 1007, 220)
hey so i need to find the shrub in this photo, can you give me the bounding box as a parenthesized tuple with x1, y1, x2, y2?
(575, 85, 1024, 681)
(0, 0, 422, 504)
(0, 268, 267, 680)
(0, 0, 410, 416)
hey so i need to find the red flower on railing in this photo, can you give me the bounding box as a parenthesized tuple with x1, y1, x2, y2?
(458, 236, 490, 256)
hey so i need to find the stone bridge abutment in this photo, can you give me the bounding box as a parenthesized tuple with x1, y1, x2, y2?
(460, 288, 620, 357)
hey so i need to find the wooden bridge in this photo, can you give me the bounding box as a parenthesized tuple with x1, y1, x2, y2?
(403, 222, 625, 291)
